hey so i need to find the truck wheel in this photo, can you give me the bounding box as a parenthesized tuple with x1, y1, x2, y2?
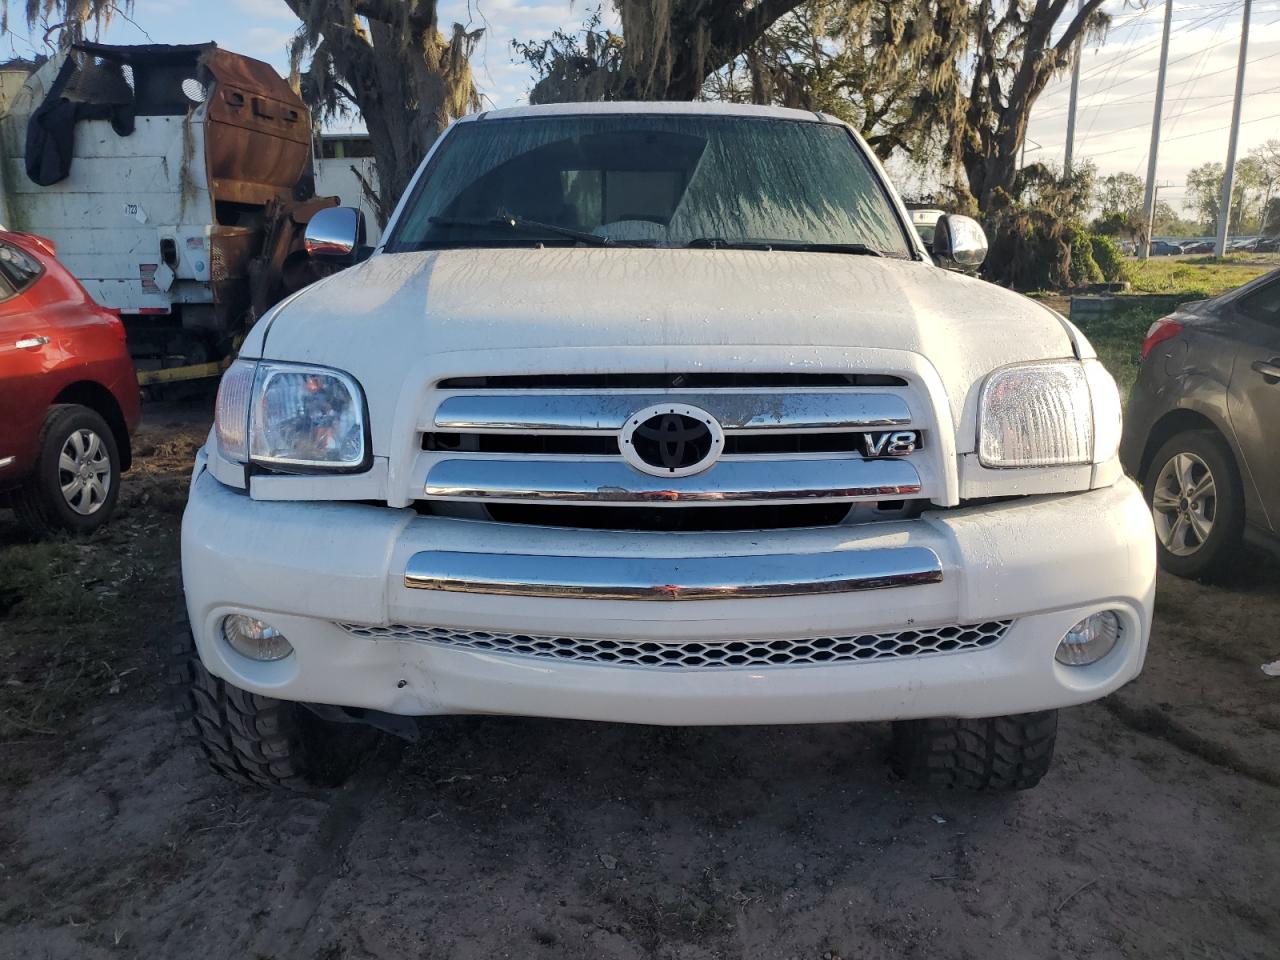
(1142, 429, 1244, 582)
(169, 633, 370, 790)
(890, 710, 1058, 791)
(11, 405, 121, 537)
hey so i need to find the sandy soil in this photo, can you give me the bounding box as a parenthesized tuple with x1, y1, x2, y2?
(1, 406, 1277, 960)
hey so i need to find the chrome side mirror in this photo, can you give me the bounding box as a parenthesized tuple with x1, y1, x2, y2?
(305, 206, 366, 261)
(932, 214, 988, 272)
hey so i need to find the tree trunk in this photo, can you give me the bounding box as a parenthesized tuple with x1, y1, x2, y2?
(613, 0, 806, 100)
(959, 0, 1106, 213)
(284, 0, 480, 224)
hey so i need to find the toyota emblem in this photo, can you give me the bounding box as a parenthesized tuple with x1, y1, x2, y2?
(619, 403, 724, 477)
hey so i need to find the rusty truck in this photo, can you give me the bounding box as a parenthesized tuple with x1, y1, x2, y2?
(0, 42, 338, 387)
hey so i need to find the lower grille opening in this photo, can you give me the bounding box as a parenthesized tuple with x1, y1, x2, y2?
(338, 621, 1012, 669)
(482, 502, 853, 531)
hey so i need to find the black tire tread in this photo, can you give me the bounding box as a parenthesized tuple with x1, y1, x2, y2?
(891, 710, 1058, 791)
(168, 633, 311, 790)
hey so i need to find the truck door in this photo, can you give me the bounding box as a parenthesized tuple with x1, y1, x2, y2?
(1226, 275, 1280, 533)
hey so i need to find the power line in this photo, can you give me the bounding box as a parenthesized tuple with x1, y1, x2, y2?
(1075, 2, 1163, 144)
(1032, 78, 1280, 157)
(1039, 48, 1280, 127)
(1076, 23, 1241, 98)
(1073, 1, 1241, 85)
(1159, 1, 1235, 144)
(1079, 106, 1280, 160)
(1037, 86, 1247, 121)
(1070, 0, 1249, 159)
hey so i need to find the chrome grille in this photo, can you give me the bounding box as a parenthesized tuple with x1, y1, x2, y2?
(419, 375, 932, 514)
(337, 621, 1010, 669)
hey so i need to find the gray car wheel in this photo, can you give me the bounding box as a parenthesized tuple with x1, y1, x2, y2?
(1151, 451, 1216, 556)
(11, 405, 122, 537)
(1143, 429, 1244, 581)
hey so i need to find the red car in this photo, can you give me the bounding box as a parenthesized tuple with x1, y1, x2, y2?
(0, 231, 140, 535)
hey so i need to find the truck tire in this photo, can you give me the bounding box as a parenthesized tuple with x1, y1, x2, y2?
(12, 404, 121, 537)
(169, 632, 369, 790)
(890, 710, 1058, 791)
(1142, 428, 1244, 582)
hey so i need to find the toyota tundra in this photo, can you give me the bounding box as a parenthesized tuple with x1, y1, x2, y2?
(178, 103, 1156, 791)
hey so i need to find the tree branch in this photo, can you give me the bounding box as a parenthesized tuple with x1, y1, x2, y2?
(353, 0, 437, 35)
(706, 0, 807, 60)
(1053, 0, 1107, 59)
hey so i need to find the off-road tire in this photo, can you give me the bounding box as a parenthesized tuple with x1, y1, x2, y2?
(169, 633, 369, 790)
(890, 710, 1058, 791)
(1142, 428, 1244, 583)
(12, 404, 121, 537)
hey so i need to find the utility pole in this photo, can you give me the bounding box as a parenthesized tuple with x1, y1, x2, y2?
(1020, 135, 1042, 169)
(1148, 180, 1176, 245)
(1215, 0, 1252, 256)
(1064, 0, 1084, 177)
(1140, 0, 1174, 260)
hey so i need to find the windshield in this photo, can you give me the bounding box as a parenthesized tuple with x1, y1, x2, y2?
(386, 115, 913, 257)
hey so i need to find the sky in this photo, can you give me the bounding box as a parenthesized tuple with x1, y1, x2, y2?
(2, 0, 1278, 216)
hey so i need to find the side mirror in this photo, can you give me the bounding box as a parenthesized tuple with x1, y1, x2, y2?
(305, 206, 366, 262)
(931, 214, 987, 272)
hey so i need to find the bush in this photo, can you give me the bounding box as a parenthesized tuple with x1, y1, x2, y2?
(1069, 227, 1104, 286)
(984, 203, 1072, 290)
(1089, 234, 1131, 283)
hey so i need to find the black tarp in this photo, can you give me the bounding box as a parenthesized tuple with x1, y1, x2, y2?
(25, 54, 136, 186)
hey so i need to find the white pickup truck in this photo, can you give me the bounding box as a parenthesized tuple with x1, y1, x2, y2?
(178, 103, 1156, 792)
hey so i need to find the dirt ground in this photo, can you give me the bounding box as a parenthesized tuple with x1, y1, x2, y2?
(1, 402, 1278, 960)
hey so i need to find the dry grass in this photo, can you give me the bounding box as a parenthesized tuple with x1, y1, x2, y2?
(0, 420, 202, 759)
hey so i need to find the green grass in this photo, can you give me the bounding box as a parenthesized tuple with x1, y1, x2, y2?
(1125, 254, 1278, 299)
(1078, 303, 1167, 404)
(1079, 254, 1278, 401)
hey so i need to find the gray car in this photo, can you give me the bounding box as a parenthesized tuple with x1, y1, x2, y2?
(1122, 268, 1280, 579)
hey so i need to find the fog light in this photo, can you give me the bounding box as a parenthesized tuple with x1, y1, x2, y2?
(222, 614, 293, 662)
(1055, 611, 1120, 666)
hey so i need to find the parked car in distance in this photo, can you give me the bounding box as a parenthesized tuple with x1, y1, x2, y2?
(1149, 240, 1182, 256)
(181, 103, 1154, 794)
(1122, 268, 1280, 579)
(0, 231, 140, 535)
(1181, 240, 1216, 255)
(1245, 236, 1278, 253)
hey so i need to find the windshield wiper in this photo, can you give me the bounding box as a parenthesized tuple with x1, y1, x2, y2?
(686, 238, 883, 257)
(429, 215, 614, 247)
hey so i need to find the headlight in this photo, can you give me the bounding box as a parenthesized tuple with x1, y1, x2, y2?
(215, 359, 369, 472)
(978, 360, 1106, 468)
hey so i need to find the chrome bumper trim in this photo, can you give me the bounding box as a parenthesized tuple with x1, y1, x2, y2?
(433, 392, 912, 434)
(423, 458, 921, 505)
(403, 547, 944, 600)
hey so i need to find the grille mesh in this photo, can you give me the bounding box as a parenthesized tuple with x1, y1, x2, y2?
(337, 621, 1011, 670)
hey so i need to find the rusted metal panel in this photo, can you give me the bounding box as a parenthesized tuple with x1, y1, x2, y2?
(201, 48, 310, 208)
(247, 196, 340, 321)
(208, 226, 257, 282)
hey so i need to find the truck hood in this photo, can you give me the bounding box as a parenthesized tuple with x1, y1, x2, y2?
(257, 248, 1075, 448)
(265, 247, 1071, 360)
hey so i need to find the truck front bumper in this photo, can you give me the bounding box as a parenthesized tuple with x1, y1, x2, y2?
(182, 460, 1156, 725)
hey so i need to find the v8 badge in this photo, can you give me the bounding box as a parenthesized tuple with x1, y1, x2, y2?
(862, 431, 918, 457)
